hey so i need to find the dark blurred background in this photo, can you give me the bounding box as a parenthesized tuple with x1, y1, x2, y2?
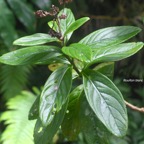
(0, 0, 144, 144)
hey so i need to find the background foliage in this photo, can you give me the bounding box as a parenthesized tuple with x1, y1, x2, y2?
(0, 0, 144, 144)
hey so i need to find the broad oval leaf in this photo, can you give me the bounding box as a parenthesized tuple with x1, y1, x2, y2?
(40, 65, 72, 126)
(79, 26, 141, 48)
(91, 42, 144, 64)
(0, 46, 65, 65)
(48, 8, 75, 42)
(64, 17, 90, 35)
(61, 85, 84, 140)
(62, 43, 92, 62)
(34, 101, 68, 144)
(83, 71, 128, 137)
(7, 0, 36, 32)
(13, 33, 59, 46)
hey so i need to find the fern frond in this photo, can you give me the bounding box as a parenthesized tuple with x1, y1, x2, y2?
(0, 65, 32, 99)
(0, 91, 36, 144)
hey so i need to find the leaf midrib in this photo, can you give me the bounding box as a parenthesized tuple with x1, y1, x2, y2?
(85, 74, 122, 135)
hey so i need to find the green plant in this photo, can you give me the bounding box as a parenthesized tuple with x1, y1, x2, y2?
(0, 0, 51, 99)
(0, 91, 36, 144)
(0, 1, 144, 144)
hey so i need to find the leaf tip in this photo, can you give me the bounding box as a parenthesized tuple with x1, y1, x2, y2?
(13, 40, 17, 45)
(86, 17, 90, 21)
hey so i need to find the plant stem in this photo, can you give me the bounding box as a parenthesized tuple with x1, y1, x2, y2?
(56, 10, 80, 76)
(56, 17, 62, 37)
(125, 100, 144, 113)
(65, 55, 81, 76)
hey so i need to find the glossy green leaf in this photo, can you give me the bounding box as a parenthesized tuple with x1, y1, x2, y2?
(0, 46, 64, 65)
(93, 62, 114, 80)
(61, 85, 84, 140)
(34, 101, 68, 144)
(37, 56, 68, 65)
(0, 0, 18, 47)
(59, 8, 75, 36)
(83, 71, 128, 137)
(62, 43, 92, 62)
(48, 8, 75, 41)
(13, 33, 59, 46)
(28, 95, 40, 120)
(7, 0, 36, 32)
(40, 65, 72, 126)
(79, 26, 141, 48)
(91, 42, 144, 64)
(48, 21, 59, 33)
(64, 17, 90, 35)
